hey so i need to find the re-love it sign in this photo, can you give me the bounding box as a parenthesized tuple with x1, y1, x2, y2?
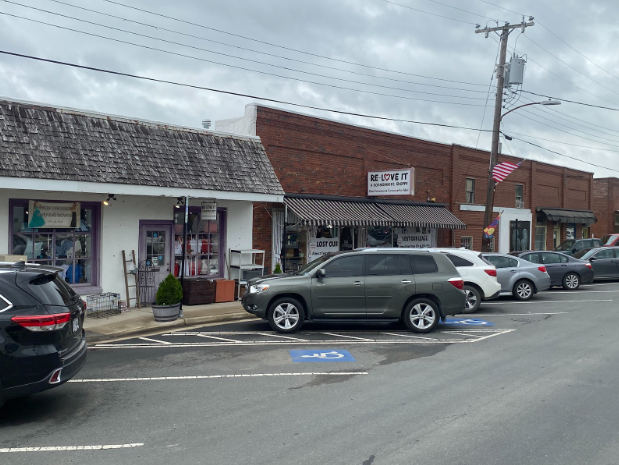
(367, 168, 414, 196)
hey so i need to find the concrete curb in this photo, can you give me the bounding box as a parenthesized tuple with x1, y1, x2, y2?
(86, 312, 256, 345)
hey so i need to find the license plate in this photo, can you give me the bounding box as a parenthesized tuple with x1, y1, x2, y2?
(72, 318, 80, 333)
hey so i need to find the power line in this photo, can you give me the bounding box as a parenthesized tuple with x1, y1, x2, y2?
(502, 129, 619, 154)
(506, 134, 619, 174)
(475, 38, 501, 148)
(518, 90, 619, 112)
(95, 0, 487, 87)
(419, 0, 499, 21)
(521, 34, 619, 101)
(378, 0, 477, 25)
(39, 0, 490, 95)
(2, 1, 488, 101)
(0, 49, 496, 132)
(474, 0, 526, 17)
(536, 20, 619, 85)
(0, 11, 488, 107)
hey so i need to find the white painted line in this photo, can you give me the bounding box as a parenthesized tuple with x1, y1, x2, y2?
(468, 330, 516, 342)
(194, 334, 240, 343)
(440, 331, 482, 338)
(0, 443, 144, 452)
(138, 337, 171, 345)
(474, 312, 567, 316)
(550, 290, 619, 294)
(255, 332, 309, 342)
(582, 283, 619, 287)
(69, 372, 368, 383)
(322, 332, 374, 341)
(485, 300, 612, 305)
(381, 332, 439, 341)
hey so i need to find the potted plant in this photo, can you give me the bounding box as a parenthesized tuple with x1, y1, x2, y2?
(152, 274, 183, 322)
(273, 262, 282, 274)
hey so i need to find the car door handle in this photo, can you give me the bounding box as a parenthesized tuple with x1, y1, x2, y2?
(510, 270, 517, 273)
(401, 280, 412, 284)
(353, 281, 363, 286)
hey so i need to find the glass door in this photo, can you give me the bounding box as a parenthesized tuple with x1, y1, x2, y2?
(139, 222, 173, 303)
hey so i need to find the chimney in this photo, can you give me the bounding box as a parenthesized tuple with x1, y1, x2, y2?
(202, 119, 211, 130)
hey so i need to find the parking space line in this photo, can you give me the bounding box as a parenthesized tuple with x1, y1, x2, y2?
(0, 443, 144, 452)
(322, 332, 375, 341)
(474, 312, 567, 316)
(550, 290, 619, 294)
(194, 334, 240, 343)
(69, 372, 368, 383)
(138, 337, 171, 345)
(381, 332, 438, 341)
(440, 331, 482, 338)
(485, 300, 612, 305)
(255, 332, 309, 342)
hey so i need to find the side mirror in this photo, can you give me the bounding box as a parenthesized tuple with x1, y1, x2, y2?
(589, 256, 597, 261)
(315, 268, 326, 278)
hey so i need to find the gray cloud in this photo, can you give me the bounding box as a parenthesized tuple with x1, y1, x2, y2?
(0, 0, 617, 177)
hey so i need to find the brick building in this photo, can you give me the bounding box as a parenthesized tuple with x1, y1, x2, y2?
(592, 178, 619, 237)
(217, 104, 598, 272)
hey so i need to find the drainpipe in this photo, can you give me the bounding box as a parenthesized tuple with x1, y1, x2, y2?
(180, 195, 188, 317)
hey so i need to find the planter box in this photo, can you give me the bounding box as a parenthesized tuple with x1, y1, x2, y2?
(214, 279, 235, 303)
(152, 303, 180, 322)
(182, 278, 215, 305)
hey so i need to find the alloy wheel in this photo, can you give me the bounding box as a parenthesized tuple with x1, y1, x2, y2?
(409, 303, 436, 330)
(565, 274, 579, 289)
(516, 282, 533, 299)
(465, 290, 478, 310)
(272, 303, 300, 330)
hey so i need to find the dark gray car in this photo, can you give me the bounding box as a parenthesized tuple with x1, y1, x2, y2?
(242, 249, 466, 333)
(481, 253, 551, 300)
(509, 251, 594, 290)
(555, 238, 604, 256)
(578, 247, 619, 280)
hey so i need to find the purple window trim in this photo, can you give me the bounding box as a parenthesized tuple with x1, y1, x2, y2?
(8, 198, 101, 289)
(173, 206, 227, 279)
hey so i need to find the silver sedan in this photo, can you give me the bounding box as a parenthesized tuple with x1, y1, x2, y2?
(481, 253, 551, 300)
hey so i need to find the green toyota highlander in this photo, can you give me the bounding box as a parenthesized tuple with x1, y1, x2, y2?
(242, 248, 466, 333)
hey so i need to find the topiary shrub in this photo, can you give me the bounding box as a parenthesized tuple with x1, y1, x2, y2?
(155, 274, 183, 306)
(273, 262, 282, 274)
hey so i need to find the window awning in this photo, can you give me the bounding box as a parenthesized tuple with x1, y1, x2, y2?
(538, 208, 597, 226)
(284, 196, 467, 229)
(284, 197, 393, 227)
(378, 203, 467, 229)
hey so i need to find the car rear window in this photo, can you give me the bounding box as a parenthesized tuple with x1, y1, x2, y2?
(445, 253, 474, 267)
(409, 255, 439, 274)
(25, 273, 78, 306)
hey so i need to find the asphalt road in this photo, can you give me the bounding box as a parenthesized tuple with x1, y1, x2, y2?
(2, 281, 619, 465)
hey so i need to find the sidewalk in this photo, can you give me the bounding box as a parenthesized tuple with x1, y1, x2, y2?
(84, 301, 256, 343)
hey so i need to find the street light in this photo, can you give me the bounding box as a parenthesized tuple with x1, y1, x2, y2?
(481, 99, 561, 252)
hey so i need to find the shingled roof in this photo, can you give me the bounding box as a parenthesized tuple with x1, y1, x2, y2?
(0, 98, 284, 196)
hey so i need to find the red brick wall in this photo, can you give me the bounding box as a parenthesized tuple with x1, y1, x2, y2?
(253, 106, 599, 252)
(252, 202, 274, 274)
(592, 178, 619, 238)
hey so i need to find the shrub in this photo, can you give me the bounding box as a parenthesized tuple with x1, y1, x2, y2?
(155, 274, 183, 305)
(273, 262, 282, 274)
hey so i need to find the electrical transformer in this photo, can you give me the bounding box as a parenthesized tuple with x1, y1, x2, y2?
(508, 56, 526, 85)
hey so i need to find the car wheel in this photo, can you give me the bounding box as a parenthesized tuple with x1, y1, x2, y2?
(563, 273, 580, 290)
(463, 285, 481, 313)
(513, 280, 534, 301)
(403, 298, 440, 333)
(268, 297, 304, 333)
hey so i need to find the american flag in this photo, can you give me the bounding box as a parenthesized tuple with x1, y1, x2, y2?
(492, 162, 520, 183)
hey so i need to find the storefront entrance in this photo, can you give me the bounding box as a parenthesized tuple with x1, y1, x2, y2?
(139, 221, 173, 304)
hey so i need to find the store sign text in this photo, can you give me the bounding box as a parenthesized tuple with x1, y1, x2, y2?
(396, 228, 436, 248)
(27, 201, 81, 229)
(308, 237, 339, 262)
(367, 168, 414, 196)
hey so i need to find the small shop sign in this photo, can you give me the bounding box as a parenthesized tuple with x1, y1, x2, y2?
(201, 200, 217, 221)
(367, 168, 414, 196)
(27, 201, 80, 229)
(395, 227, 436, 248)
(308, 237, 340, 262)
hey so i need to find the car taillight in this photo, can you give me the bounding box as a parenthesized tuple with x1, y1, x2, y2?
(82, 299, 87, 311)
(11, 313, 71, 332)
(448, 277, 464, 290)
(484, 269, 497, 277)
(538, 266, 547, 273)
(585, 263, 593, 269)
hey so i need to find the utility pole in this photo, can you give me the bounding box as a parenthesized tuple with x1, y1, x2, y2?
(476, 19, 534, 252)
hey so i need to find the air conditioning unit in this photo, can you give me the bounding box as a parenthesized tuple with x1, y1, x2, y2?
(516, 200, 524, 208)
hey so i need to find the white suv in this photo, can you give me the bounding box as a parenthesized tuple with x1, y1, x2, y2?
(426, 248, 501, 313)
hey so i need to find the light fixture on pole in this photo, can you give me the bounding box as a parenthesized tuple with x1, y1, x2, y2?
(174, 196, 185, 209)
(501, 100, 561, 120)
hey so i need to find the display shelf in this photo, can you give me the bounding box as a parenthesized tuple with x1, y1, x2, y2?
(228, 249, 265, 300)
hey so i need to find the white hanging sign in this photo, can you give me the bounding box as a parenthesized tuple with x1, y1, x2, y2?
(367, 168, 414, 196)
(308, 237, 340, 262)
(201, 200, 217, 221)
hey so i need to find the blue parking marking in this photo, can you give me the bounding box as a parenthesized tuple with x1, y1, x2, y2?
(290, 349, 355, 362)
(440, 318, 495, 327)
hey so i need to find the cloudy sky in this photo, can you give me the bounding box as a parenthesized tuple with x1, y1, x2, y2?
(0, 0, 617, 177)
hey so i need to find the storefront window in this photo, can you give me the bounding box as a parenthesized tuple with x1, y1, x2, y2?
(173, 207, 225, 277)
(393, 227, 436, 248)
(535, 226, 547, 251)
(10, 201, 98, 286)
(566, 224, 576, 240)
(366, 226, 393, 247)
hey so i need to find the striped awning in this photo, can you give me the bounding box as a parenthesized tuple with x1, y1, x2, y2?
(378, 203, 467, 229)
(284, 197, 393, 227)
(284, 197, 466, 229)
(539, 208, 597, 226)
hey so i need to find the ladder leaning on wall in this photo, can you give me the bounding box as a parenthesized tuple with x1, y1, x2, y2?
(122, 250, 141, 309)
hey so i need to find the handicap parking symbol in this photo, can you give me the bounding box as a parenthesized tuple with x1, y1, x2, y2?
(290, 349, 355, 362)
(440, 318, 495, 327)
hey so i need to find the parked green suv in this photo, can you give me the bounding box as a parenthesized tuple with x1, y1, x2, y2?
(242, 249, 466, 333)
